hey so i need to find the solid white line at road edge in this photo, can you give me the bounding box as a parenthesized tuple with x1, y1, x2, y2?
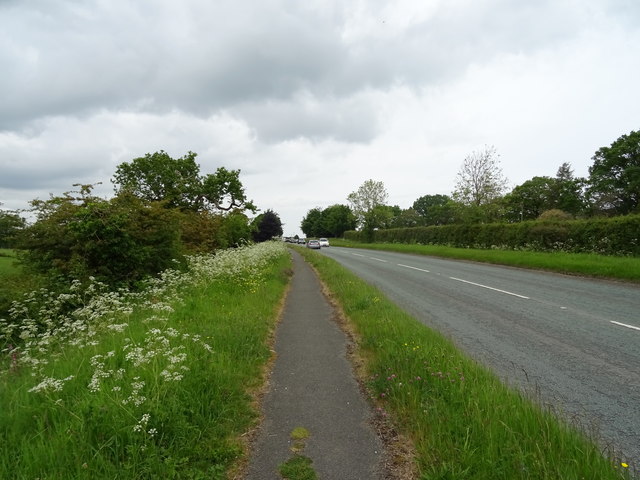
(610, 321, 640, 332)
(449, 277, 530, 299)
(398, 264, 430, 273)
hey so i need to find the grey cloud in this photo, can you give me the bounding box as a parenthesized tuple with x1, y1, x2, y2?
(236, 93, 379, 143)
(0, 0, 632, 138)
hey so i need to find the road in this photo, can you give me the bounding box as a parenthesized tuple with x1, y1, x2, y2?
(319, 246, 640, 465)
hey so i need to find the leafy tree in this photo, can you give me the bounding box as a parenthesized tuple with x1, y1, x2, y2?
(0, 207, 25, 248)
(112, 150, 255, 213)
(252, 209, 283, 242)
(301, 207, 324, 237)
(389, 208, 424, 228)
(301, 205, 356, 238)
(320, 204, 356, 237)
(502, 163, 586, 222)
(347, 180, 388, 230)
(587, 130, 640, 215)
(453, 146, 508, 207)
(502, 176, 557, 221)
(217, 211, 253, 248)
(412, 194, 454, 225)
(553, 163, 586, 216)
(16, 186, 183, 286)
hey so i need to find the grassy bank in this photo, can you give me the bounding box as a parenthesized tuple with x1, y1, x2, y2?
(0, 242, 290, 479)
(330, 239, 640, 282)
(298, 247, 633, 479)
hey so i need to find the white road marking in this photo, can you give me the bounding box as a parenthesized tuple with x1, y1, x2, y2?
(610, 321, 640, 332)
(449, 277, 530, 299)
(352, 253, 365, 257)
(398, 264, 430, 273)
(369, 257, 387, 262)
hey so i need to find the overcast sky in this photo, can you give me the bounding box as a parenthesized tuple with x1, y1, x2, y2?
(1, 0, 639, 236)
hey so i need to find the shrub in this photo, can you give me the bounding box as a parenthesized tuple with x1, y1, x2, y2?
(344, 214, 640, 256)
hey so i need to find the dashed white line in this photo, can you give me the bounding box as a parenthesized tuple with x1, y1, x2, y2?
(449, 277, 530, 299)
(610, 321, 640, 332)
(398, 264, 430, 273)
(352, 253, 365, 257)
(369, 257, 387, 262)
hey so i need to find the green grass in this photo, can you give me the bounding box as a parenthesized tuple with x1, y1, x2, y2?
(279, 455, 317, 480)
(330, 239, 640, 282)
(299, 247, 633, 479)
(0, 244, 291, 479)
(0, 249, 45, 320)
(0, 248, 19, 275)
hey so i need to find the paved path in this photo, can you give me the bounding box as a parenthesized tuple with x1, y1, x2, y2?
(245, 251, 384, 479)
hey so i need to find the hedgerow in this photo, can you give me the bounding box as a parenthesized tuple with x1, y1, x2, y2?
(344, 214, 640, 256)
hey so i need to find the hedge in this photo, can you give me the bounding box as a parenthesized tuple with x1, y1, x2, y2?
(343, 214, 640, 256)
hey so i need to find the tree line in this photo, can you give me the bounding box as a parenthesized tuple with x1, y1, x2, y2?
(0, 151, 283, 287)
(301, 129, 640, 239)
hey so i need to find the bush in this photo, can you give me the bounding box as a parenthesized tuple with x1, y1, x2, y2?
(344, 214, 640, 256)
(16, 189, 184, 287)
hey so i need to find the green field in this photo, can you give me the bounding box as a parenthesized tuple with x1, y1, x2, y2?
(329, 239, 640, 282)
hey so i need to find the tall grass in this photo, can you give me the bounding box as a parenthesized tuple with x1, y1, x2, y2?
(299, 248, 633, 479)
(330, 239, 640, 282)
(0, 242, 290, 479)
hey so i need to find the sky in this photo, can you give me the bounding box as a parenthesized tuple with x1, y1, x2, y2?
(1, 0, 639, 237)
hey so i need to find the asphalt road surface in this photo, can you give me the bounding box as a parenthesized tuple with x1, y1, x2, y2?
(319, 246, 640, 465)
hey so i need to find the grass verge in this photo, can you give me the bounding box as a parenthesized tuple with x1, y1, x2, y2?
(330, 239, 640, 282)
(298, 247, 633, 479)
(0, 243, 290, 479)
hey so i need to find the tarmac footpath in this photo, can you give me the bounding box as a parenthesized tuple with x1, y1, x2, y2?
(245, 250, 384, 479)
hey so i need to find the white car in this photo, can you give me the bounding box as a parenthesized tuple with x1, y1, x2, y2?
(318, 238, 330, 247)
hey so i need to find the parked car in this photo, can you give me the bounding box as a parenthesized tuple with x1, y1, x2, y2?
(318, 238, 330, 247)
(306, 239, 321, 249)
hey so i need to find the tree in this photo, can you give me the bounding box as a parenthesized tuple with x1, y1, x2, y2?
(112, 150, 255, 213)
(0, 207, 25, 248)
(453, 146, 508, 207)
(217, 211, 253, 248)
(320, 204, 356, 237)
(347, 180, 388, 230)
(502, 163, 586, 222)
(301, 205, 357, 238)
(252, 210, 283, 242)
(300, 207, 324, 237)
(552, 162, 586, 216)
(16, 185, 183, 286)
(389, 208, 424, 228)
(587, 130, 640, 215)
(412, 194, 453, 225)
(502, 176, 558, 221)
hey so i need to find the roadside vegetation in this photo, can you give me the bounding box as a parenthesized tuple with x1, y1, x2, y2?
(301, 131, 640, 266)
(0, 249, 44, 320)
(329, 238, 640, 282)
(298, 247, 633, 479)
(0, 242, 290, 479)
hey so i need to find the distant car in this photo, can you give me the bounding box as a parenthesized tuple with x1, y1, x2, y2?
(298, 238, 306, 244)
(306, 240, 321, 249)
(318, 238, 330, 247)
